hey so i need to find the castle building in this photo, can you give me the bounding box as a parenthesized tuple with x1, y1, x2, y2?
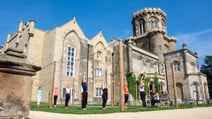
(0, 8, 209, 104)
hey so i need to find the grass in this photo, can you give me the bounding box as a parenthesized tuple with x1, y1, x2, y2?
(30, 103, 212, 114)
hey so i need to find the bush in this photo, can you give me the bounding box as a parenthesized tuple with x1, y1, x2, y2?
(126, 72, 136, 99)
(126, 73, 151, 99)
(144, 77, 150, 99)
(154, 77, 160, 94)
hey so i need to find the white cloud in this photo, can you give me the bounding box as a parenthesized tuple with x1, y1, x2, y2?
(175, 29, 212, 66)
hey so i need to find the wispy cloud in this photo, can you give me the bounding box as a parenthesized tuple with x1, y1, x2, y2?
(175, 29, 212, 66)
(176, 29, 212, 42)
(116, 28, 132, 40)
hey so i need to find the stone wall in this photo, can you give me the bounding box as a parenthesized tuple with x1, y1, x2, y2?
(0, 72, 33, 118)
(164, 49, 209, 104)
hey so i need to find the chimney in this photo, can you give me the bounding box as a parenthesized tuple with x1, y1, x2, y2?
(7, 33, 12, 43)
(29, 20, 35, 36)
(182, 43, 187, 49)
(194, 52, 198, 57)
(18, 21, 24, 33)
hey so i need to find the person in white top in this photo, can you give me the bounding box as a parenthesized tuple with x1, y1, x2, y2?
(65, 85, 71, 109)
(140, 72, 146, 108)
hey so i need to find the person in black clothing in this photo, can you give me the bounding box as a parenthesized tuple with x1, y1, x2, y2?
(102, 81, 108, 109)
(150, 92, 155, 107)
(82, 73, 88, 110)
(140, 72, 146, 108)
(65, 85, 71, 109)
(151, 91, 160, 107)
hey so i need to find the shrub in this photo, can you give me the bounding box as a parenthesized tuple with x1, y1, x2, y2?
(126, 72, 136, 99)
(144, 77, 150, 99)
(154, 77, 160, 94)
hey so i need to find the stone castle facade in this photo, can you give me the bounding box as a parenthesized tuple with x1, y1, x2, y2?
(0, 8, 209, 104)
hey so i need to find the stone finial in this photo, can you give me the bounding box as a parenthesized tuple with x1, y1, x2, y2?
(29, 20, 35, 36)
(73, 16, 76, 24)
(7, 33, 12, 43)
(99, 29, 103, 37)
(18, 21, 24, 33)
(182, 43, 187, 49)
(194, 52, 198, 56)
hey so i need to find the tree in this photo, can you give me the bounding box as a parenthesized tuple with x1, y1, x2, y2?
(201, 56, 212, 99)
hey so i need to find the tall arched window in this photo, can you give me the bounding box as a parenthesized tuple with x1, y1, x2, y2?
(192, 83, 198, 100)
(173, 61, 180, 72)
(150, 20, 158, 29)
(162, 19, 166, 30)
(139, 20, 145, 35)
(160, 63, 164, 74)
(159, 82, 164, 94)
(66, 46, 76, 77)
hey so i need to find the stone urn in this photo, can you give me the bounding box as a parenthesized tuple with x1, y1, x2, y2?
(0, 48, 41, 119)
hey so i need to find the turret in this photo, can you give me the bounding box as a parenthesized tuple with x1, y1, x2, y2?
(132, 8, 167, 37)
(129, 8, 176, 62)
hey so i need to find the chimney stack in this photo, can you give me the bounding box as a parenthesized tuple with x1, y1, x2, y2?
(182, 43, 187, 49)
(18, 21, 24, 33)
(7, 33, 12, 43)
(29, 20, 35, 36)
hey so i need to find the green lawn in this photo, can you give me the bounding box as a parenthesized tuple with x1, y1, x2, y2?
(30, 103, 212, 114)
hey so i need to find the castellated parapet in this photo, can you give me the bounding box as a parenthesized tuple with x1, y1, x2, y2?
(132, 7, 167, 36)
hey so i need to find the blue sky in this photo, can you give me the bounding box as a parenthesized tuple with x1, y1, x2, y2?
(0, 0, 212, 66)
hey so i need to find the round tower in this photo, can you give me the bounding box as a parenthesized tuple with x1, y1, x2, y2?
(131, 8, 175, 62)
(132, 8, 167, 37)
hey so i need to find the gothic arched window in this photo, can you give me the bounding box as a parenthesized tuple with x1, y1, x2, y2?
(139, 20, 145, 35)
(192, 83, 198, 100)
(150, 20, 158, 29)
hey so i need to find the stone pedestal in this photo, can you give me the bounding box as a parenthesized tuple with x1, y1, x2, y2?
(0, 52, 41, 118)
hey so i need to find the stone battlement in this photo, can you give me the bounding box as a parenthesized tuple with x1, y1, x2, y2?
(133, 8, 167, 19)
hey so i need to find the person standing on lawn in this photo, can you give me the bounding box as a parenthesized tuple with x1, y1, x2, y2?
(81, 72, 88, 110)
(54, 86, 58, 107)
(65, 84, 71, 109)
(124, 80, 129, 109)
(37, 86, 42, 108)
(102, 80, 108, 109)
(140, 72, 146, 108)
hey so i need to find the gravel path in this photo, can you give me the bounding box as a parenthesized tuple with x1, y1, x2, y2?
(30, 107, 212, 119)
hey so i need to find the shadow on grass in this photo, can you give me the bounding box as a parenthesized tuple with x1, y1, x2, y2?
(30, 103, 212, 114)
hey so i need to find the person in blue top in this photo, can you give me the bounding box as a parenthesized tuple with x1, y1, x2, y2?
(81, 72, 88, 110)
(37, 86, 42, 108)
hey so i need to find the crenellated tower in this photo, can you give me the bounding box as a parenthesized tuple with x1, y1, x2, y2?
(128, 8, 176, 62)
